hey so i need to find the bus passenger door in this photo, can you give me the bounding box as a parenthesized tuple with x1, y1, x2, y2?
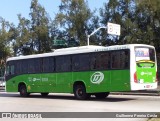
(55, 56, 72, 93)
(27, 59, 42, 92)
(41, 57, 56, 92)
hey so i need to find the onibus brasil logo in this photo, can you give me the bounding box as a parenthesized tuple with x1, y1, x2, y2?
(90, 72, 104, 84)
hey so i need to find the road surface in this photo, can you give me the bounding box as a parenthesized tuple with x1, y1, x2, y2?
(0, 92, 160, 121)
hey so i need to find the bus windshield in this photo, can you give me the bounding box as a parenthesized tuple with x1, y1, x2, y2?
(135, 47, 155, 62)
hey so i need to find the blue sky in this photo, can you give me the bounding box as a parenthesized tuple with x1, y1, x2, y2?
(0, 0, 107, 25)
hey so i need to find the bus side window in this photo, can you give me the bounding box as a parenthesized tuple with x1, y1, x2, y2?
(6, 66, 10, 75)
(21, 60, 28, 74)
(101, 52, 110, 69)
(50, 57, 55, 72)
(111, 51, 121, 69)
(124, 50, 129, 68)
(90, 54, 96, 70)
(72, 54, 90, 71)
(90, 52, 110, 70)
(28, 59, 35, 73)
(6, 61, 15, 75)
(56, 56, 71, 72)
(15, 60, 21, 74)
(111, 52, 115, 69)
(10, 65, 15, 75)
(120, 50, 129, 69)
(34, 58, 41, 73)
(111, 50, 129, 69)
(42, 57, 55, 73)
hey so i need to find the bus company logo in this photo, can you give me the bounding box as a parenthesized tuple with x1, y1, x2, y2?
(33, 78, 41, 82)
(90, 72, 104, 84)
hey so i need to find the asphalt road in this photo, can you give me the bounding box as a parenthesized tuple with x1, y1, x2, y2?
(0, 92, 160, 121)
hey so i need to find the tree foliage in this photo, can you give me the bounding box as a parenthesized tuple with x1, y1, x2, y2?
(11, 0, 51, 56)
(0, 17, 14, 76)
(13, 14, 31, 55)
(100, 0, 137, 45)
(135, 0, 160, 51)
(99, 0, 160, 51)
(55, 0, 92, 45)
(0, 0, 160, 57)
(30, 0, 51, 53)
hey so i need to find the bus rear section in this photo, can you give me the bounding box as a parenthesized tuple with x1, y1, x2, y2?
(131, 46, 158, 90)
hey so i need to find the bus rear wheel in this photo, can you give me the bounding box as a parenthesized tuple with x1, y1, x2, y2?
(74, 84, 90, 100)
(95, 92, 110, 99)
(19, 85, 30, 97)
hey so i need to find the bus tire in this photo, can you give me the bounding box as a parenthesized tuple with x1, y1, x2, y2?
(73, 84, 90, 100)
(95, 92, 110, 99)
(19, 84, 30, 97)
(41, 93, 49, 96)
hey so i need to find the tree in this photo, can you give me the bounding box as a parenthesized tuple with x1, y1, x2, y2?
(100, 0, 137, 46)
(13, 14, 32, 55)
(30, 0, 51, 53)
(55, 0, 92, 45)
(0, 17, 14, 76)
(13, 0, 52, 55)
(135, 0, 160, 51)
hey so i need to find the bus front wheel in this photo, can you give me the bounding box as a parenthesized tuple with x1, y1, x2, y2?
(19, 84, 30, 97)
(73, 84, 90, 100)
(95, 92, 110, 99)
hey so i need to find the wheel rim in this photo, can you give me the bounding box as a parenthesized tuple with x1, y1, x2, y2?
(20, 85, 27, 96)
(21, 89, 25, 95)
(21, 88, 26, 96)
(77, 88, 83, 97)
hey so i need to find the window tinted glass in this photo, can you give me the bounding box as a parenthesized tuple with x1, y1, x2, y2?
(56, 56, 71, 72)
(6, 65, 10, 75)
(27, 58, 42, 73)
(21, 60, 28, 74)
(28, 59, 35, 73)
(90, 52, 110, 70)
(72, 54, 90, 71)
(149, 48, 155, 62)
(42, 57, 55, 72)
(111, 50, 129, 69)
(15, 60, 21, 74)
(6, 61, 15, 75)
(10, 65, 15, 75)
(34, 58, 41, 73)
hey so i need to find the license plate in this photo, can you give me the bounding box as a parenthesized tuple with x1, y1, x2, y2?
(146, 85, 150, 88)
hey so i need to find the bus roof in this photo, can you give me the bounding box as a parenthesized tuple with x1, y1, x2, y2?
(7, 44, 155, 61)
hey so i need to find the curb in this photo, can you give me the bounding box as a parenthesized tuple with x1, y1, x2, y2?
(111, 85, 160, 96)
(111, 90, 160, 96)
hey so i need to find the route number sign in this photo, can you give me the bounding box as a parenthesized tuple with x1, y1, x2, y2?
(107, 22, 121, 36)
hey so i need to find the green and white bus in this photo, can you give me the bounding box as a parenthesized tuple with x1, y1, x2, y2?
(5, 44, 158, 100)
